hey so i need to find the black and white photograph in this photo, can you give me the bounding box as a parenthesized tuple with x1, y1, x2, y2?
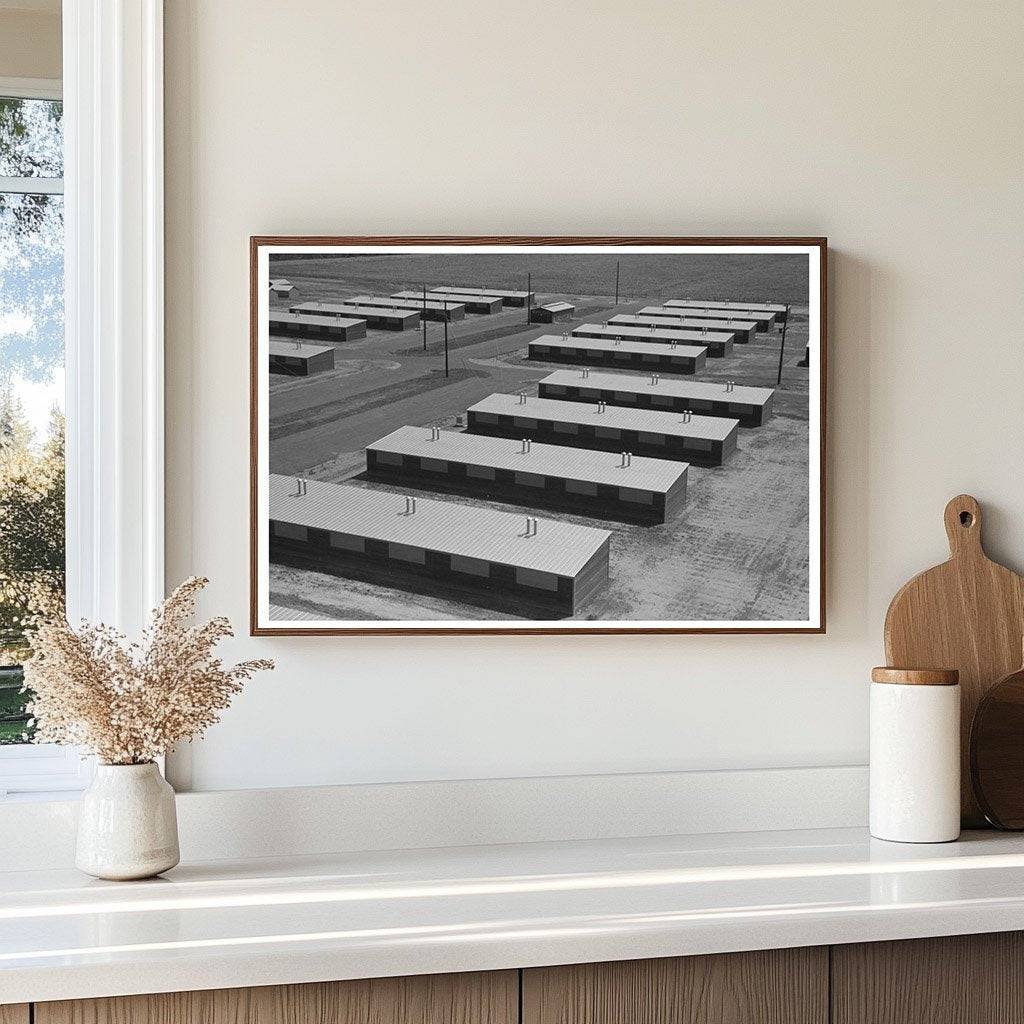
(251, 239, 825, 634)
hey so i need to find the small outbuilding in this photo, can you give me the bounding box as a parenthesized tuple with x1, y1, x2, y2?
(530, 301, 576, 324)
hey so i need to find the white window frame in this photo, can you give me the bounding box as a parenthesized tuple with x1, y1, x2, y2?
(0, 1, 165, 799)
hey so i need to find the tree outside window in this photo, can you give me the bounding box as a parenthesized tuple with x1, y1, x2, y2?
(0, 95, 65, 745)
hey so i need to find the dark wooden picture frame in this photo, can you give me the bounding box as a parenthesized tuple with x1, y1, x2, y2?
(251, 236, 827, 636)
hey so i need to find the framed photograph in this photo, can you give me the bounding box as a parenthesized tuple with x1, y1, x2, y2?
(250, 237, 826, 635)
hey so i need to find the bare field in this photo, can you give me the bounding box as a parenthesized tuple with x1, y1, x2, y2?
(271, 252, 811, 305)
(266, 253, 814, 624)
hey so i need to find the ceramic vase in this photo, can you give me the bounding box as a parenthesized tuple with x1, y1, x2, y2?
(76, 762, 180, 880)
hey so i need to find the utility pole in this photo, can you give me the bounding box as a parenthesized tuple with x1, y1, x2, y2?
(526, 272, 532, 324)
(776, 303, 791, 385)
(422, 283, 427, 352)
(614, 260, 620, 305)
(443, 298, 450, 377)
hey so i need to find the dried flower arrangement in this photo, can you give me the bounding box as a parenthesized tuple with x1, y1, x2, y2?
(22, 577, 273, 765)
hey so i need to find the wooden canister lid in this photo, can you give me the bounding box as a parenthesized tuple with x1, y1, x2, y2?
(871, 666, 960, 686)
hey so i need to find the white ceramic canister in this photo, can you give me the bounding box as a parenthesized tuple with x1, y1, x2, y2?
(76, 762, 180, 880)
(869, 667, 961, 843)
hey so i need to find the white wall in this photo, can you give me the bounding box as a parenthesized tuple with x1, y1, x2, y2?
(164, 0, 1024, 792)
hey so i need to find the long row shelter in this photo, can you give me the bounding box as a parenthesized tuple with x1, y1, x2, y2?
(342, 294, 466, 322)
(634, 308, 758, 342)
(431, 285, 535, 307)
(268, 474, 611, 615)
(269, 339, 335, 376)
(391, 290, 502, 314)
(575, 321, 732, 358)
(660, 302, 774, 331)
(538, 370, 775, 427)
(366, 425, 688, 524)
(665, 298, 788, 323)
(465, 393, 738, 467)
(290, 301, 419, 331)
(268, 311, 367, 343)
(529, 335, 707, 376)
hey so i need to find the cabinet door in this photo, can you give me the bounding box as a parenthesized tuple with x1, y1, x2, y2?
(523, 948, 828, 1024)
(832, 932, 1024, 1024)
(35, 971, 517, 1024)
(0, 1006, 29, 1024)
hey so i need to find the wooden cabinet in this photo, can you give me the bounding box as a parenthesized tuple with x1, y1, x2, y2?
(22, 932, 1024, 1024)
(34, 971, 517, 1024)
(522, 948, 828, 1024)
(832, 932, 1024, 1024)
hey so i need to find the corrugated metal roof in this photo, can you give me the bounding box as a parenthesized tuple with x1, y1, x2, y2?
(636, 308, 759, 331)
(432, 286, 534, 299)
(647, 304, 764, 324)
(469, 393, 737, 441)
(369, 425, 687, 492)
(268, 475, 610, 576)
(538, 301, 575, 313)
(346, 294, 466, 314)
(569, 325, 708, 352)
(666, 298, 788, 315)
(269, 339, 335, 358)
(609, 316, 735, 340)
(269, 311, 365, 329)
(540, 370, 774, 407)
(290, 301, 417, 321)
(392, 290, 501, 306)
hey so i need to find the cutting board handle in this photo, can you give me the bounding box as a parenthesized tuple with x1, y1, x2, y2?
(944, 494, 983, 559)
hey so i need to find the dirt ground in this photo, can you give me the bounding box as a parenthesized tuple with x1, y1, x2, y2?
(265, 253, 814, 624)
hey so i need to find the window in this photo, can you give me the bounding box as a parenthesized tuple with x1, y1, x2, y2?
(330, 531, 365, 552)
(450, 554, 489, 578)
(273, 521, 308, 541)
(515, 567, 559, 592)
(389, 543, 427, 565)
(514, 472, 545, 488)
(0, 90, 65, 754)
(1, 9, 166, 799)
(619, 487, 654, 505)
(467, 464, 495, 480)
(373, 449, 403, 466)
(565, 479, 598, 496)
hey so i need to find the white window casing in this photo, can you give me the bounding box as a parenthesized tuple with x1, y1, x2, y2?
(1, 1, 165, 799)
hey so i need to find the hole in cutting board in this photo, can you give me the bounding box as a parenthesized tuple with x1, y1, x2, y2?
(960, 511, 974, 527)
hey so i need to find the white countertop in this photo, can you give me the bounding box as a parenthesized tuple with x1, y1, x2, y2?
(4, 826, 1024, 1004)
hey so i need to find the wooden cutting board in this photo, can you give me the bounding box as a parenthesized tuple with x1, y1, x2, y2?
(884, 494, 1024, 826)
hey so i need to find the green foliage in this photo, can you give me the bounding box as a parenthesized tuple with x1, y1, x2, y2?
(0, 393, 65, 743)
